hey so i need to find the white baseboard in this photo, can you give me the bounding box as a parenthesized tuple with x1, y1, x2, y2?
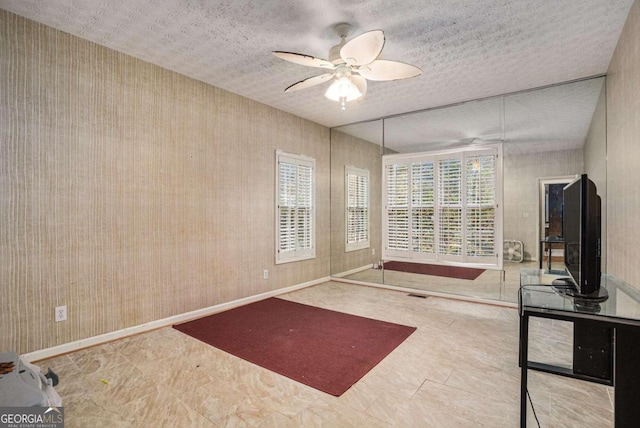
(331, 276, 517, 309)
(332, 264, 373, 278)
(24, 276, 329, 362)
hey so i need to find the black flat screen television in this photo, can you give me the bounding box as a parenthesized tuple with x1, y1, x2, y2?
(553, 174, 607, 301)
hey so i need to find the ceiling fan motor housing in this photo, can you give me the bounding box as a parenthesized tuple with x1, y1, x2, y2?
(329, 23, 352, 63)
(329, 40, 347, 64)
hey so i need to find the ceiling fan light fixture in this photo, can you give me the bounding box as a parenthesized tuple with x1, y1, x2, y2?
(324, 76, 362, 110)
(274, 24, 421, 112)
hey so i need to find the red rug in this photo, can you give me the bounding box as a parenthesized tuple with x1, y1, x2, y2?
(383, 261, 485, 280)
(173, 297, 416, 396)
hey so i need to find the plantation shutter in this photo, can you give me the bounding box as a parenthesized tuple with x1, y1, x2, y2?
(276, 151, 315, 264)
(383, 145, 502, 268)
(384, 162, 410, 257)
(345, 166, 370, 251)
(437, 155, 464, 262)
(465, 152, 497, 263)
(411, 160, 436, 260)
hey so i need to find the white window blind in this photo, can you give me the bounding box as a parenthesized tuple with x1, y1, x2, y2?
(411, 160, 435, 257)
(437, 156, 463, 261)
(345, 166, 370, 252)
(383, 146, 502, 267)
(385, 163, 410, 257)
(276, 151, 315, 264)
(465, 153, 497, 263)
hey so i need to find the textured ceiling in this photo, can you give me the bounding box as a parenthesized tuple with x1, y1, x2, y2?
(0, 0, 633, 130)
(338, 77, 605, 155)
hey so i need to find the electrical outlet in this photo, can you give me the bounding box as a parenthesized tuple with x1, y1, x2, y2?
(372, 248, 375, 255)
(55, 305, 67, 322)
(263, 269, 269, 280)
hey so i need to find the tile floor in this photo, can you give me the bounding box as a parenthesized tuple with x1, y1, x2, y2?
(36, 281, 613, 427)
(342, 261, 549, 304)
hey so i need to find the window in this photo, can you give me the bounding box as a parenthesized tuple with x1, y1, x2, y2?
(345, 166, 370, 252)
(437, 155, 463, 260)
(385, 163, 409, 256)
(383, 146, 502, 267)
(276, 151, 315, 264)
(465, 153, 497, 261)
(384, 156, 438, 262)
(412, 160, 436, 256)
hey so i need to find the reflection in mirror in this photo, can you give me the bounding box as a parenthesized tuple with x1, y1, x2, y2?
(330, 76, 607, 304)
(383, 97, 504, 154)
(330, 120, 384, 284)
(381, 98, 505, 301)
(503, 77, 607, 288)
(538, 176, 575, 272)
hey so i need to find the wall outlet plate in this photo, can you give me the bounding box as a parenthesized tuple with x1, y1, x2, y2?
(263, 269, 269, 280)
(55, 305, 67, 322)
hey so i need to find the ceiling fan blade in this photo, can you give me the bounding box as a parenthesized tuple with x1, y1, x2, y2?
(340, 30, 385, 66)
(357, 59, 422, 81)
(351, 75, 368, 97)
(284, 74, 334, 92)
(272, 51, 336, 69)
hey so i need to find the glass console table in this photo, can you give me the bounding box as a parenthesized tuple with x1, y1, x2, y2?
(519, 268, 640, 427)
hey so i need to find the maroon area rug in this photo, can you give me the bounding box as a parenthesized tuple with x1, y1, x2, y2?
(383, 261, 485, 280)
(173, 297, 416, 396)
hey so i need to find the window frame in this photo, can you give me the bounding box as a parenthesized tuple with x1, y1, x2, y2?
(345, 165, 370, 252)
(465, 151, 499, 264)
(382, 145, 503, 269)
(275, 150, 316, 264)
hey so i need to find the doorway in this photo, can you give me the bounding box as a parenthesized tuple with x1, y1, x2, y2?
(545, 183, 564, 238)
(539, 176, 576, 270)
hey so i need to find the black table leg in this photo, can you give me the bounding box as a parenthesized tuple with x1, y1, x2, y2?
(520, 313, 529, 427)
(539, 242, 543, 269)
(615, 326, 640, 426)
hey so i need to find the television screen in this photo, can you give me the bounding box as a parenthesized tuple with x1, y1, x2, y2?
(562, 174, 602, 297)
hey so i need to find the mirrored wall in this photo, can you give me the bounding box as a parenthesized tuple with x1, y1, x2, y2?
(330, 76, 607, 304)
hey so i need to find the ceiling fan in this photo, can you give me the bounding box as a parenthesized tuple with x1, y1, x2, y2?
(273, 23, 422, 110)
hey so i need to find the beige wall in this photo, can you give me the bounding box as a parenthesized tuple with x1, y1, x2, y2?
(606, 0, 640, 289)
(0, 10, 330, 354)
(503, 149, 583, 261)
(3, 0, 640, 354)
(330, 129, 382, 275)
(584, 83, 608, 269)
